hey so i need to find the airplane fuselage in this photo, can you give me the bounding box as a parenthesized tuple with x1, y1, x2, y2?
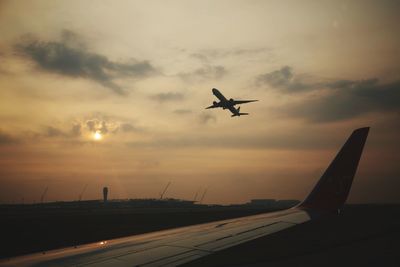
(211, 89, 233, 109)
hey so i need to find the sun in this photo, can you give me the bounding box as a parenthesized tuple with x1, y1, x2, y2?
(93, 131, 102, 141)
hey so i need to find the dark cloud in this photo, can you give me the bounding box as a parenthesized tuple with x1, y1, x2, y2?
(287, 79, 400, 122)
(59, 29, 85, 49)
(199, 113, 217, 124)
(257, 66, 400, 122)
(151, 92, 185, 103)
(120, 123, 139, 133)
(326, 78, 379, 90)
(36, 115, 141, 142)
(45, 126, 65, 137)
(190, 53, 209, 62)
(71, 123, 81, 137)
(256, 66, 312, 92)
(179, 65, 227, 81)
(257, 66, 293, 86)
(16, 32, 158, 94)
(82, 116, 142, 135)
(0, 130, 19, 145)
(86, 119, 109, 134)
(41, 125, 78, 138)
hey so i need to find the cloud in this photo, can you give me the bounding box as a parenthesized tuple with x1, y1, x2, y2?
(287, 79, 400, 122)
(199, 113, 217, 124)
(257, 66, 293, 87)
(179, 65, 227, 81)
(71, 123, 81, 137)
(119, 123, 139, 133)
(82, 115, 142, 135)
(257, 66, 400, 122)
(190, 53, 209, 62)
(0, 130, 19, 145)
(151, 92, 185, 103)
(39, 125, 77, 139)
(256, 66, 313, 92)
(86, 119, 109, 134)
(326, 78, 379, 90)
(15, 31, 158, 94)
(45, 126, 66, 137)
(36, 114, 142, 142)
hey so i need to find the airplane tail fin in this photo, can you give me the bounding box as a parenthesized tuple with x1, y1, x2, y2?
(231, 113, 249, 117)
(231, 106, 250, 117)
(299, 127, 369, 213)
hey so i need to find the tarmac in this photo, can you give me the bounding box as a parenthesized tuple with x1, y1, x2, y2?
(1, 203, 399, 266)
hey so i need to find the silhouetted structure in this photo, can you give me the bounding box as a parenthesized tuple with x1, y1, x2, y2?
(159, 182, 171, 200)
(78, 184, 88, 202)
(103, 187, 108, 203)
(40, 186, 48, 203)
(199, 188, 208, 204)
(193, 188, 200, 202)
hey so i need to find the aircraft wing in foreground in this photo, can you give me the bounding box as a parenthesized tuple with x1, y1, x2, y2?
(0, 127, 370, 267)
(206, 88, 258, 117)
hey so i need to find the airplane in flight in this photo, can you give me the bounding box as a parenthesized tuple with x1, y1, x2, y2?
(0, 127, 369, 267)
(206, 88, 258, 117)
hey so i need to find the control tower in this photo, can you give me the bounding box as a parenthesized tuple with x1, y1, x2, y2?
(103, 187, 108, 203)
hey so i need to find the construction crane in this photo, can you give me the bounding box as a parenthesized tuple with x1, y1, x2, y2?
(193, 188, 200, 202)
(159, 182, 171, 200)
(199, 187, 208, 204)
(40, 186, 48, 203)
(78, 184, 88, 201)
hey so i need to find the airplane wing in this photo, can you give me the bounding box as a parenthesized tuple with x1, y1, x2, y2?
(232, 100, 258, 105)
(205, 105, 218, 109)
(0, 127, 369, 267)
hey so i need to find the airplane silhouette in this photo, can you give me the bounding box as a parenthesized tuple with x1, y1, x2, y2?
(206, 88, 258, 117)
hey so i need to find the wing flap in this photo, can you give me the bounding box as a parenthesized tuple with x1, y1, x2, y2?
(113, 246, 197, 267)
(197, 222, 295, 252)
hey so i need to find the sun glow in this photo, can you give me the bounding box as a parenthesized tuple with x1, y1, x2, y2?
(93, 131, 102, 141)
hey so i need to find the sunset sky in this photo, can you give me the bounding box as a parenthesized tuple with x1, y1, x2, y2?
(0, 0, 399, 204)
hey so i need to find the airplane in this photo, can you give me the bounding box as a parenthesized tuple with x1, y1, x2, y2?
(206, 88, 258, 117)
(0, 127, 369, 267)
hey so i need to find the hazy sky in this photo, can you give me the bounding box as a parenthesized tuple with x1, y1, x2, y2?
(0, 0, 399, 204)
